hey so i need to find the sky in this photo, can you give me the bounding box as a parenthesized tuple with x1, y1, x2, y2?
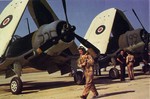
(0, 0, 149, 45)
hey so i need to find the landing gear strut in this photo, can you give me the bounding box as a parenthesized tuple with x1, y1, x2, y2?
(10, 77, 23, 94)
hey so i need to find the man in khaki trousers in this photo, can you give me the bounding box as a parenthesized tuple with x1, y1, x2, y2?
(77, 46, 99, 99)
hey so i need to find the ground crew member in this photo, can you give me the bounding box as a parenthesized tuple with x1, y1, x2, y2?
(77, 46, 99, 99)
(126, 51, 135, 80)
(117, 50, 127, 81)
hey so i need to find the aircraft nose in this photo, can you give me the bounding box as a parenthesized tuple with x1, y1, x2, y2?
(140, 29, 149, 43)
(56, 21, 75, 43)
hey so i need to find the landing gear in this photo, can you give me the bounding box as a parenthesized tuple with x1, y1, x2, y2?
(109, 68, 120, 79)
(142, 65, 150, 74)
(73, 71, 85, 85)
(10, 77, 23, 94)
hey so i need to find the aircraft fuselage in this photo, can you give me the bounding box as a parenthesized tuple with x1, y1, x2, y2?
(0, 20, 74, 71)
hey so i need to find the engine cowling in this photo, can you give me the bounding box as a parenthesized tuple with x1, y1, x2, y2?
(118, 28, 145, 53)
(32, 20, 75, 55)
(32, 20, 74, 49)
(140, 29, 149, 44)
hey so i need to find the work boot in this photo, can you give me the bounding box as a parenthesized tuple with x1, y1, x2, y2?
(80, 95, 87, 99)
(91, 93, 99, 99)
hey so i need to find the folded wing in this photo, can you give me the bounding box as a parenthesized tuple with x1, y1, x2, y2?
(0, 0, 29, 57)
(84, 8, 133, 54)
(28, 0, 58, 28)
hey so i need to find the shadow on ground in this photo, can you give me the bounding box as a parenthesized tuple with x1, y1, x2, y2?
(97, 90, 135, 98)
(0, 68, 148, 95)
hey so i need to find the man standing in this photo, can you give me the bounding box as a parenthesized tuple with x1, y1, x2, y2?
(126, 51, 135, 80)
(77, 46, 99, 99)
(117, 50, 127, 81)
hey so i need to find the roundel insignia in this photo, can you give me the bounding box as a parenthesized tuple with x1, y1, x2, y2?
(95, 25, 106, 35)
(0, 15, 13, 28)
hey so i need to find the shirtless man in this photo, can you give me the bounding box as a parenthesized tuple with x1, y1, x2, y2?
(126, 51, 135, 80)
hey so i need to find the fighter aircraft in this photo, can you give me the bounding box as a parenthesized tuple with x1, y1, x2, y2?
(82, 8, 150, 79)
(0, 0, 98, 94)
(0, 0, 149, 95)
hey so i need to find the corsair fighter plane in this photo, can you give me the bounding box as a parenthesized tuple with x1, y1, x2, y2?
(0, 0, 149, 95)
(83, 8, 150, 78)
(0, 0, 94, 94)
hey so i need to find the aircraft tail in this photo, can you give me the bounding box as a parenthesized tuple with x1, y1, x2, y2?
(0, 0, 29, 57)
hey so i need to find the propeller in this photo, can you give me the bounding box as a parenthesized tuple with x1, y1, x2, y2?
(34, 0, 100, 56)
(132, 9, 149, 43)
(61, 0, 100, 54)
(132, 9, 145, 29)
(73, 33, 100, 53)
(132, 9, 149, 60)
(62, 0, 69, 28)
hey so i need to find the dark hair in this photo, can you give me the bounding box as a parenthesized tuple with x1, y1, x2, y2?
(126, 50, 133, 55)
(116, 49, 124, 55)
(78, 46, 87, 55)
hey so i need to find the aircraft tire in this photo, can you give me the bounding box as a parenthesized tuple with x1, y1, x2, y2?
(10, 77, 23, 94)
(109, 68, 119, 79)
(73, 71, 85, 85)
(142, 65, 150, 74)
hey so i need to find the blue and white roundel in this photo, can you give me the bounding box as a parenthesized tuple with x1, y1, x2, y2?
(0, 15, 13, 28)
(95, 25, 106, 35)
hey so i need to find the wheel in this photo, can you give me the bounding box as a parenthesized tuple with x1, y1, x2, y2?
(109, 68, 120, 79)
(142, 65, 150, 74)
(73, 71, 85, 85)
(10, 77, 23, 94)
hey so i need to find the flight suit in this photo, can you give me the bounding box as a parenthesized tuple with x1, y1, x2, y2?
(78, 54, 98, 99)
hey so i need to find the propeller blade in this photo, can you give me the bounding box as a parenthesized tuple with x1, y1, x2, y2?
(62, 0, 69, 26)
(132, 9, 145, 29)
(61, 0, 100, 55)
(73, 33, 100, 54)
(132, 9, 149, 46)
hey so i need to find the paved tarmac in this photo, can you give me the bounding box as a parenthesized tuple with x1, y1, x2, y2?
(0, 66, 149, 99)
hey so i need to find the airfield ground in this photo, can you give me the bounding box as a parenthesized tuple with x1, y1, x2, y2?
(0, 66, 149, 99)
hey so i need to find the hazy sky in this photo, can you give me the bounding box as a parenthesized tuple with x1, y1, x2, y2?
(0, 0, 149, 45)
